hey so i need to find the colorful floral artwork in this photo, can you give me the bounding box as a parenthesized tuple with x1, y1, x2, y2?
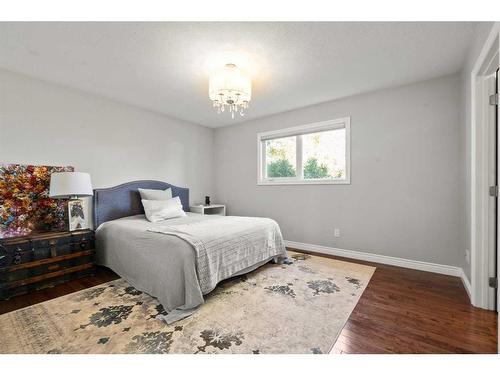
(0, 164, 74, 238)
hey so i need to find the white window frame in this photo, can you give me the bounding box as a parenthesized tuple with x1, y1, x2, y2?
(257, 117, 351, 185)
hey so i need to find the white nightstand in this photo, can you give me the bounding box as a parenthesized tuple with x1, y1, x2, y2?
(190, 204, 226, 216)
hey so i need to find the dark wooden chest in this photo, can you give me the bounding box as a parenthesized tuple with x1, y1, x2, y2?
(0, 230, 95, 299)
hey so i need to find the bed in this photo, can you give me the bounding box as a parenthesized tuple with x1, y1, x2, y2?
(93, 180, 287, 323)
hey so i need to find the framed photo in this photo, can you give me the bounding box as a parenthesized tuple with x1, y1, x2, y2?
(68, 199, 87, 231)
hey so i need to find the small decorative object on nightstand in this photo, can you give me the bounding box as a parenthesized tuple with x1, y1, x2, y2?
(50, 172, 93, 231)
(0, 229, 95, 299)
(190, 204, 226, 216)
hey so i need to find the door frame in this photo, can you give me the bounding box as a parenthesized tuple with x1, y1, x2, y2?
(471, 22, 500, 309)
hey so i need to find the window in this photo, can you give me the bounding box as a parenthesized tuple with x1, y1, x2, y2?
(257, 117, 350, 185)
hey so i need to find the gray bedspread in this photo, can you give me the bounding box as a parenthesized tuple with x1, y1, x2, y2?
(95, 213, 287, 323)
(148, 215, 287, 295)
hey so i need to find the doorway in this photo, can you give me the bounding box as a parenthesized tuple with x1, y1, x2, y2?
(471, 28, 499, 311)
(487, 68, 498, 311)
(496, 68, 499, 312)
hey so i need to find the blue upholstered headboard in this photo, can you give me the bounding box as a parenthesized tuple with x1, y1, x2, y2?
(93, 180, 189, 228)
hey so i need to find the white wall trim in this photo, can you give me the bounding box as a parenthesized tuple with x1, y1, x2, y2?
(285, 240, 463, 277)
(470, 21, 500, 308)
(459, 268, 473, 302)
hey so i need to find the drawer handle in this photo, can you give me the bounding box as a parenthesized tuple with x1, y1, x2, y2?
(80, 242, 87, 249)
(13, 247, 22, 265)
(13, 255, 21, 265)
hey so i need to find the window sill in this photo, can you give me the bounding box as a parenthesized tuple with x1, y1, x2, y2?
(257, 179, 351, 186)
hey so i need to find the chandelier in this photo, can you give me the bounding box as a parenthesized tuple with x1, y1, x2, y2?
(209, 63, 252, 119)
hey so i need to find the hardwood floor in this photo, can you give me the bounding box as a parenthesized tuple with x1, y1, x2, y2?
(0, 267, 118, 315)
(0, 250, 497, 353)
(318, 251, 499, 354)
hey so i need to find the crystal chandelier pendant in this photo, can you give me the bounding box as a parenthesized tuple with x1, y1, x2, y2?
(209, 64, 252, 119)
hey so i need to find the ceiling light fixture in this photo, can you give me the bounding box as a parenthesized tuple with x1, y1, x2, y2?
(209, 63, 251, 119)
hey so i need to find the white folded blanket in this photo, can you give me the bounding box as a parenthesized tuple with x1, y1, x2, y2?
(148, 215, 288, 294)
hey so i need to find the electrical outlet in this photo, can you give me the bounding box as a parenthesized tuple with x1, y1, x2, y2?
(334, 228, 340, 238)
(465, 249, 470, 264)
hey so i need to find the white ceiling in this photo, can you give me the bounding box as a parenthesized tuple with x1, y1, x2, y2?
(0, 22, 478, 128)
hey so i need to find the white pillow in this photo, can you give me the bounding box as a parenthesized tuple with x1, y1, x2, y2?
(142, 196, 186, 222)
(138, 187, 172, 201)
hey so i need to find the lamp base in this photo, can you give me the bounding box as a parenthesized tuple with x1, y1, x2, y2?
(67, 198, 87, 231)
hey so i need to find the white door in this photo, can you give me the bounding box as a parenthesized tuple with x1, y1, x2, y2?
(486, 72, 497, 310)
(497, 67, 500, 313)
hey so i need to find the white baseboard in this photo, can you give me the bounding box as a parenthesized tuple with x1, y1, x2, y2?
(459, 268, 472, 302)
(284, 240, 463, 277)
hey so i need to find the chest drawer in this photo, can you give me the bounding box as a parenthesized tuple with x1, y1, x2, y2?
(0, 230, 95, 299)
(0, 241, 32, 267)
(0, 251, 94, 283)
(0, 231, 94, 269)
(70, 232, 93, 252)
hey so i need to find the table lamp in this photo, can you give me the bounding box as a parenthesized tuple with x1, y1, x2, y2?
(49, 172, 93, 231)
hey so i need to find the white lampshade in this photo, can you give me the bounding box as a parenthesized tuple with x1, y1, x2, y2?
(49, 172, 93, 198)
(209, 63, 252, 103)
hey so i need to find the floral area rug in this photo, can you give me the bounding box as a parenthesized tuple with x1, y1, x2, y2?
(0, 252, 375, 354)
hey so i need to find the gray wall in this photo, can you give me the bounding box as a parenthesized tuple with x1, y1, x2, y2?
(214, 74, 463, 267)
(460, 22, 495, 281)
(0, 66, 470, 268)
(0, 69, 215, 227)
